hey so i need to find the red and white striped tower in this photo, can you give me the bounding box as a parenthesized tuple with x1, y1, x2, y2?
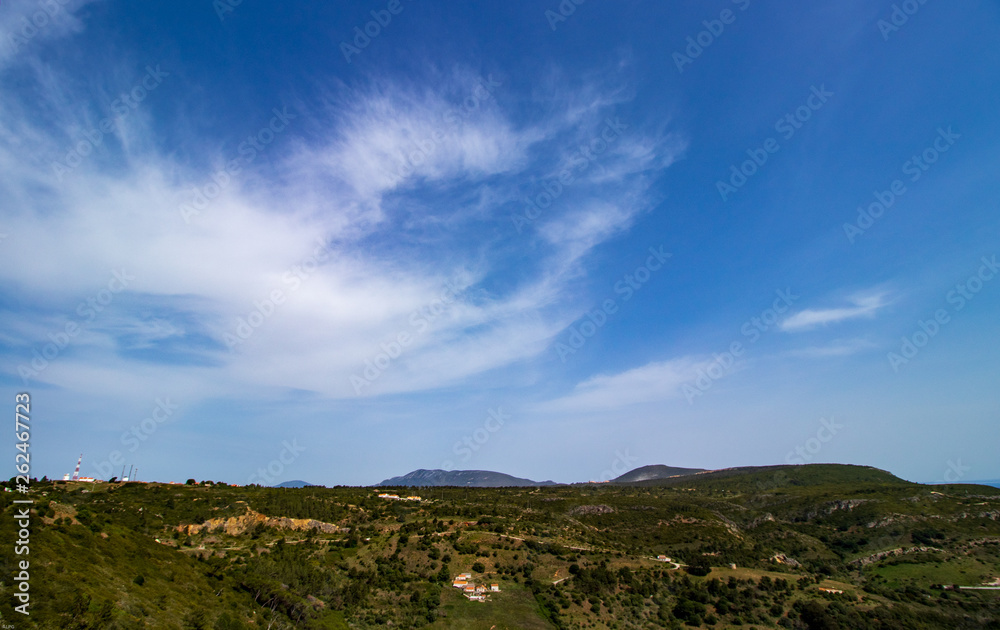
(72, 454, 82, 481)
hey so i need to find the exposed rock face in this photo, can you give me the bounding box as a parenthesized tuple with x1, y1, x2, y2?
(828, 499, 869, 512)
(746, 513, 776, 529)
(569, 504, 615, 515)
(801, 499, 873, 520)
(771, 553, 801, 567)
(177, 506, 349, 536)
(848, 546, 942, 567)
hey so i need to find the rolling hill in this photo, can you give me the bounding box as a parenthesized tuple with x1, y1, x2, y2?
(611, 464, 704, 483)
(10, 464, 999, 628)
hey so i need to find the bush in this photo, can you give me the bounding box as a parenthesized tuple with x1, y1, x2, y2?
(472, 561, 485, 573)
(214, 612, 248, 630)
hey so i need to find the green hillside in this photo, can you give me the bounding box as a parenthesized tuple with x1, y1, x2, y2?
(2, 465, 998, 628)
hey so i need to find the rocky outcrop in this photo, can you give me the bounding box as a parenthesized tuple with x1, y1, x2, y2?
(745, 513, 776, 529)
(827, 499, 869, 512)
(177, 506, 349, 536)
(770, 553, 801, 567)
(848, 546, 942, 567)
(801, 499, 872, 521)
(570, 504, 615, 516)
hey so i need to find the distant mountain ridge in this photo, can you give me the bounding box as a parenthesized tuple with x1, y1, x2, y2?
(620, 464, 907, 488)
(376, 463, 912, 488)
(611, 464, 705, 483)
(274, 480, 318, 488)
(377, 469, 556, 487)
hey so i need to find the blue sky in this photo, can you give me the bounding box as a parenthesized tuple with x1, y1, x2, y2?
(2, 0, 998, 486)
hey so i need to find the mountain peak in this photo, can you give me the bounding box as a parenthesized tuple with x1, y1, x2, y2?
(611, 465, 705, 483)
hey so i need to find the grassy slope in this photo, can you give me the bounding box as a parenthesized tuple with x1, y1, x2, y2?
(431, 581, 553, 630)
(1, 465, 997, 628)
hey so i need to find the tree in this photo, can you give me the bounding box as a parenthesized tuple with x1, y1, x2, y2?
(685, 556, 711, 577)
(186, 478, 197, 485)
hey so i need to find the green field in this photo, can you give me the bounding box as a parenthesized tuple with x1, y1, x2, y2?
(432, 581, 553, 630)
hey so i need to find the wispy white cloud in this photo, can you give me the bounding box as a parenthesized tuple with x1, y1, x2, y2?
(780, 293, 889, 332)
(534, 357, 712, 414)
(0, 0, 99, 71)
(0, 54, 685, 403)
(786, 338, 877, 358)
(287, 74, 541, 210)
